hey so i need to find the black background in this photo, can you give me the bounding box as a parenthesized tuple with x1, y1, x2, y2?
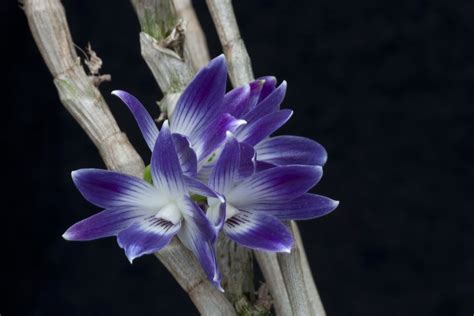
(4, 0, 474, 315)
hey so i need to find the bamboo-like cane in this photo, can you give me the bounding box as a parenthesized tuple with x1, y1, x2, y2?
(174, 0, 211, 70)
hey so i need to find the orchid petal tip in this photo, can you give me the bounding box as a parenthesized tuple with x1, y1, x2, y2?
(62, 231, 72, 240)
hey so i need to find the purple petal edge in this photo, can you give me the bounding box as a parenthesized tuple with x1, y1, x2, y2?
(112, 90, 159, 151)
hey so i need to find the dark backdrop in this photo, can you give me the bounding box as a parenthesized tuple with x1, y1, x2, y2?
(4, 0, 473, 315)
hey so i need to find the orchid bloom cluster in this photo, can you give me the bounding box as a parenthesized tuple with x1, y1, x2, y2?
(63, 55, 339, 289)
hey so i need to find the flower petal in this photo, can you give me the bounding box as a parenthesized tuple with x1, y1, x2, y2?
(224, 211, 293, 252)
(72, 169, 162, 210)
(63, 207, 148, 241)
(235, 109, 293, 146)
(228, 165, 323, 207)
(111, 90, 159, 151)
(184, 175, 221, 199)
(257, 76, 277, 102)
(117, 216, 181, 263)
(171, 55, 227, 139)
(238, 142, 256, 179)
(209, 133, 240, 195)
(255, 135, 328, 167)
(178, 197, 221, 288)
(222, 84, 251, 118)
(255, 160, 275, 172)
(242, 81, 287, 125)
(206, 200, 226, 231)
(194, 113, 246, 161)
(249, 193, 339, 220)
(246, 80, 265, 111)
(172, 133, 198, 177)
(151, 121, 186, 195)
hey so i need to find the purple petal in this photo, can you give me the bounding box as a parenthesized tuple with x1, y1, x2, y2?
(242, 81, 287, 125)
(172, 133, 198, 177)
(117, 216, 181, 262)
(257, 76, 277, 102)
(247, 79, 265, 110)
(171, 55, 227, 139)
(184, 175, 220, 199)
(181, 197, 215, 240)
(255, 135, 328, 167)
(194, 113, 246, 161)
(228, 165, 323, 207)
(224, 211, 293, 252)
(151, 121, 186, 195)
(209, 133, 240, 195)
(238, 142, 256, 179)
(178, 197, 221, 287)
(71, 169, 161, 209)
(249, 193, 339, 220)
(63, 207, 148, 241)
(222, 84, 251, 118)
(255, 160, 276, 172)
(112, 90, 159, 151)
(235, 109, 293, 146)
(196, 163, 214, 183)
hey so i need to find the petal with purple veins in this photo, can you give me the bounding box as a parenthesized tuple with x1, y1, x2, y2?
(172, 133, 198, 177)
(222, 84, 251, 118)
(257, 76, 277, 103)
(209, 133, 240, 195)
(151, 121, 186, 196)
(228, 165, 323, 207)
(255, 135, 328, 167)
(184, 175, 221, 199)
(238, 142, 256, 179)
(112, 90, 159, 151)
(117, 216, 181, 263)
(242, 81, 287, 125)
(194, 113, 246, 161)
(255, 160, 275, 172)
(178, 197, 221, 288)
(245, 80, 265, 112)
(224, 211, 293, 252)
(171, 55, 227, 139)
(249, 193, 339, 220)
(63, 207, 149, 241)
(72, 169, 163, 210)
(235, 109, 293, 146)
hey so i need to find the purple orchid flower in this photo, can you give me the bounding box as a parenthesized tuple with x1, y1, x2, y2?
(63, 122, 222, 289)
(206, 133, 338, 252)
(112, 55, 245, 168)
(113, 55, 327, 181)
(63, 54, 338, 290)
(222, 76, 328, 170)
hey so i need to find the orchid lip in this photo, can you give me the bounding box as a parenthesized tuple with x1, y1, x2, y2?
(155, 203, 182, 224)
